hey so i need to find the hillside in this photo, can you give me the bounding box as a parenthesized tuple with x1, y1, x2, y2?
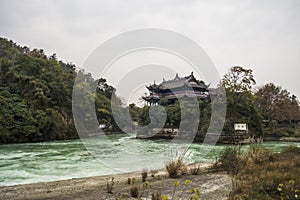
(0, 37, 121, 143)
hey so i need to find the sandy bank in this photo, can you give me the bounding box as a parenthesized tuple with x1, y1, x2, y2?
(0, 163, 232, 200)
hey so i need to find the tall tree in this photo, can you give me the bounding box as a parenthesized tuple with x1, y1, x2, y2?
(220, 66, 262, 136)
(221, 66, 256, 93)
(255, 83, 300, 123)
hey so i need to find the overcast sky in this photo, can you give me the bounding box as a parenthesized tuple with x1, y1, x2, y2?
(1, 0, 299, 103)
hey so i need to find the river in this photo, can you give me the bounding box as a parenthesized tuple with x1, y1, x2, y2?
(0, 133, 299, 186)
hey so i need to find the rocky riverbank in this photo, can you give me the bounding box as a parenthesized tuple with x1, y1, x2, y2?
(0, 164, 232, 200)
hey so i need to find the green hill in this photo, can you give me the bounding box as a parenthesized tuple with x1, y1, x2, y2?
(0, 37, 119, 143)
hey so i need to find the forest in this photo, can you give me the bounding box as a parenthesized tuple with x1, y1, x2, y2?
(1, 37, 300, 143)
(0, 37, 122, 143)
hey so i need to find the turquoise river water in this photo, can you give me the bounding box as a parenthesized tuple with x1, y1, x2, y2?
(0, 133, 299, 186)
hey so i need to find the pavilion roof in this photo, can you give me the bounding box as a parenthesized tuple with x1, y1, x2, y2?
(147, 72, 208, 91)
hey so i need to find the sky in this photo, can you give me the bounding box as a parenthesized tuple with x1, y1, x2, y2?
(0, 0, 299, 104)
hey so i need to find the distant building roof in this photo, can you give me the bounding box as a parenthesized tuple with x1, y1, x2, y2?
(147, 72, 208, 91)
(143, 72, 209, 104)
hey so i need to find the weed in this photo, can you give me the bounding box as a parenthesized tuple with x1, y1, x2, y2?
(127, 177, 131, 185)
(282, 145, 300, 154)
(116, 193, 128, 200)
(189, 165, 201, 175)
(214, 147, 240, 175)
(142, 169, 148, 182)
(277, 180, 300, 199)
(227, 147, 300, 199)
(166, 157, 187, 178)
(151, 191, 162, 200)
(106, 177, 115, 194)
(130, 186, 139, 198)
(161, 180, 200, 200)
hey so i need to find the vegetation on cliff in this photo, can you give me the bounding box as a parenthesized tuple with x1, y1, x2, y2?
(0, 37, 121, 143)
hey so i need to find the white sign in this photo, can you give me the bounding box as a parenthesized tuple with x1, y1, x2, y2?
(99, 124, 106, 129)
(234, 123, 248, 131)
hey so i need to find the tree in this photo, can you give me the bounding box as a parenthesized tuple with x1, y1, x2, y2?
(221, 66, 256, 93)
(255, 83, 300, 124)
(220, 66, 262, 137)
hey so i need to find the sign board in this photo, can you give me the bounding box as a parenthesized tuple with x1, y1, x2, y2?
(99, 124, 106, 129)
(234, 123, 248, 131)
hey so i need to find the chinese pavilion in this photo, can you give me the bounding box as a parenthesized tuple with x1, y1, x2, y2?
(143, 72, 209, 105)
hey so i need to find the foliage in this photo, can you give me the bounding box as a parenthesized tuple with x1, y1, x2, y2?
(0, 37, 121, 143)
(161, 180, 200, 200)
(220, 146, 300, 200)
(129, 103, 143, 123)
(135, 65, 300, 141)
(220, 66, 262, 138)
(255, 83, 300, 122)
(221, 66, 256, 93)
(0, 37, 77, 143)
(166, 157, 188, 178)
(277, 180, 300, 200)
(282, 145, 300, 154)
(2, 36, 300, 144)
(214, 146, 241, 175)
(255, 83, 300, 137)
(116, 178, 200, 200)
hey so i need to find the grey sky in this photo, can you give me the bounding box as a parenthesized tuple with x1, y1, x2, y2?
(1, 0, 300, 102)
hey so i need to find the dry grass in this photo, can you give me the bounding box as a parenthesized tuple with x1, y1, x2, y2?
(151, 191, 162, 200)
(220, 145, 300, 200)
(189, 165, 201, 175)
(166, 157, 187, 178)
(106, 177, 115, 194)
(129, 186, 139, 198)
(213, 147, 240, 175)
(142, 170, 148, 182)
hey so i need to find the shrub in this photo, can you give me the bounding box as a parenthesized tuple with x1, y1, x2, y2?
(116, 193, 129, 200)
(128, 177, 139, 198)
(127, 177, 131, 185)
(246, 145, 268, 164)
(277, 180, 300, 199)
(106, 177, 115, 194)
(151, 191, 162, 200)
(215, 147, 240, 175)
(229, 149, 300, 199)
(189, 165, 201, 175)
(282, 145, 300, 154)
(142, 169, 148, 182)
(162, 180, 200, 200)
(130, 186, 139, 198)
(166, 157, 187, 178)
